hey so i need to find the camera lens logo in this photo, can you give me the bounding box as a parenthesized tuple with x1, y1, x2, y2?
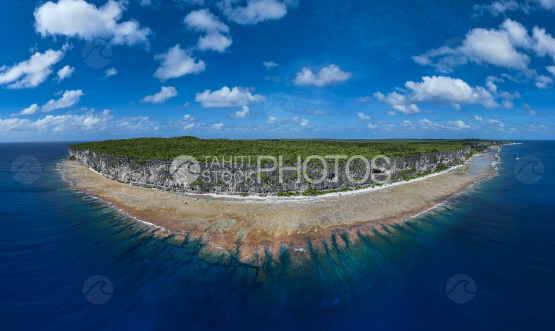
(170, 155, 201, 186)
(11, 155, 41, 185)
(263, 92, 295, 120)
(82, 40, 112, 69)
(83, 275, 113, 305)
(514, 155, 544, 185)
(446, 274, 476, 304)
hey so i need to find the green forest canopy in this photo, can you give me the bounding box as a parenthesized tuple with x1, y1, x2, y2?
(70, 136, 496, 164)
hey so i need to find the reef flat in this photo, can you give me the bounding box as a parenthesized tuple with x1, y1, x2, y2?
(60, 145, 500, 279)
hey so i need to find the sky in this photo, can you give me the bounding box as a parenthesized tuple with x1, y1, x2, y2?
(1, 0, 555, 141)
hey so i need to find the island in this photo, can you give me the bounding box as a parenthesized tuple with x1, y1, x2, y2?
(62, 137, 506, 282)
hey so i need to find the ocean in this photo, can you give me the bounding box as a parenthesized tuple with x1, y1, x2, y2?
(1, 142, 553, 330)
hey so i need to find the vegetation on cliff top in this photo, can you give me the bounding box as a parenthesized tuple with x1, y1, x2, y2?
(69, 136, 498, 164)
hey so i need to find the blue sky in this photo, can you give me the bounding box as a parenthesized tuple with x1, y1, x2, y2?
(1, 0, 555, 141)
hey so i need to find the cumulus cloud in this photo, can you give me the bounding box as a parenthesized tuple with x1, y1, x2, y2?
(0, 48, 67, 89)
(293, 64, 351, 87)
(12, 90, 85, 116)
(195, 86, 265, 107)
(220, 0, 295, 25)
(16, 104, 41, 116)
(154, 45, 206, 81)
(473, 0, 520, 16)
(547, 65, 555, 76)
(535, 75, 554, 89)
(184, 9, 232, 53)
(373, 76, 521, 113)
(413, 20, 532, 73)
(357, 112, 374, 120)
(105, 67, 117, 78)
(140, 86, 178, 104)
(139, 0, 152, 7)
(474, 0, 555, 15)
(400, 119, 473, 131)
(229, 105, 251, 118)
(413, 19, 555, 91)
(34, 0, 152, 47)
(56, 65, 74, 82)
(3, 109, 157, 134)
(300, 119, 309, 127)
(263, 61, 279, 70)
(532, 26, 555, 62)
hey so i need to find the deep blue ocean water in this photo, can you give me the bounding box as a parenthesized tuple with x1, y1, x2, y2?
(1, 142, 554, 331)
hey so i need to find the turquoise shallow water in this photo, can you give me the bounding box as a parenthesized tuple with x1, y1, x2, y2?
(1, 142, 554, 330)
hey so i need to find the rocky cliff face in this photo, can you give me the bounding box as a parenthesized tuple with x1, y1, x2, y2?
(68, 145, 481, 196)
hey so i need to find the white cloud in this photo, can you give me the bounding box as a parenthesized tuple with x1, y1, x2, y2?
(42, 90, 85, 112)
(140, 86, 178, 104)
(473, 0, 555, 16)
(0, 48, 67, 89)
(2, 109, 157, 134)
(386, 110, 396, 116)
(413, 19, 555, 91)
(184, 8, 229, 33)
(547, 65, 555, 76)
(459, 28, 530, 71)
(16, 104, 41, 116)
(56, 65, 74, 82)
(220, 0, 294, 25)
(532, 27, 555, 62)
(413, 19, 532, 73)
(195, 86, 266, 107)
(184, 9, 232, 53)
(300, 119, 309, 127)
(263, 61, 279, 70)
(473, 0, 519, 16)
(139, 0, 152, 7)
(502, 100, 514, 108)
(34, 0, 152, 47)
(400, 119, 472, 131)
(357, 112, 374, 121)
(212, 123, 224, 130)
(293, 64, 351, 87)
(105, 67, 117, 78)
(154, 45, 205, 81)
(197, 34, 233, 52)
(374, 76, 511, 112)
(177, 102, 191, 109)
(12, 90, 84, 116)
(535, 75, 554, 89)
(229, 105, 250, 118)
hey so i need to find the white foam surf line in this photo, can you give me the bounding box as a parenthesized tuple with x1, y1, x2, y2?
(200, 153, 487, 202)
(69, 148, 494, 203)
(61, 161, 170, 233)
(404, 201, 447, 221)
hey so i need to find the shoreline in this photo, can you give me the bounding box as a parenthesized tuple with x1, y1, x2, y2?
(59, 146, 505, 268)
